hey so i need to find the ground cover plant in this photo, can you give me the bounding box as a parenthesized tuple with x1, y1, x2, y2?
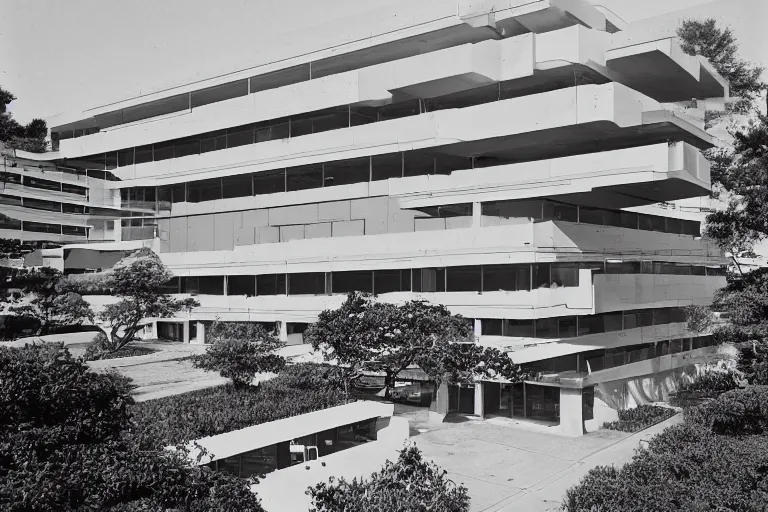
(601, 405, 677, 433)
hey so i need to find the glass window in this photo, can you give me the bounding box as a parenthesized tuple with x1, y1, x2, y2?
(481, 318, 503, 336)
(227, 275, 256, 297)
(249, 65, 310, 94)
(606, 261, 641, 274)
(535, 317, 558, 338)
(289, 115, 313, 137)
(503, 319, 534, 337)
(310, 106, 350, 133)
(270, 119, 290, 140)
(0, 172, 22, 185)
(434, 155, 471, 175)
(24, 198, 60, 212)
(222, 174, 253, 199)
(174, 137, 201, 158)
(62, 225, 87, 236)
(23, 221, 61, 234)
(578, 206, 605, 226)
(287, 164, 322, 191)
(197, 276, 224, 294)
(201, 130, 227, 153)
(654, 308, 671, 325)
(134, 145, 153, 164)
(683, 220, 701, 236)
(62, 203, 86, 214)
(337, 419, 377, 452)
(153, 141, 174, 161)
(666, 217, 682, 234)
(554, 203, 578, 222)
(551, 263, 579, 287)
(483, 264, 530, 292)
(61, 183, 87, 196)
(186, 178, 222, 203)
(105, 152, 117, 170)
(254, 122, 272, 143)
(371, 153, 402, 181)
(350, 105, 378, 126)
(534, 264, 551, 289)
(288, 272, 326, 295)
(403, 153, 434, 177)
(373, 269, 410, 294)
(253, 170, 285, 195)
(323, 157, 370, 187)
(620, 211, 638, 229)
(257, 274, 286, 295)
(482, 200, 543, 221)
(332, 270, 373, 294)
(25, 176, 60, 192)
(669, 307, 687, 323)
(558, 317, 578, 338)
(191, 80, 248, 109)
(378, 99, 420, 121)
(227, 125, 254, 148)
(412, 268, 445, 293)
(240, 445, 277, 478)
(446, 266, 481, 292)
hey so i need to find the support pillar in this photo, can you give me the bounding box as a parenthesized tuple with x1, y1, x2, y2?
(429, 381, 450, 423)
(150, 321, 158, 340)
(559, 388, 585, 437)
(472, 202, 481, 228)
(182, 320, 190, 344)
(277, 321, 288, 343)
(196, 321, 206, 345)
(473, 319, 482, 339)
(474, 383, 485, 418)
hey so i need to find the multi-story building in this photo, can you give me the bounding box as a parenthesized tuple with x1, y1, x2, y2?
(20, 1, 730, 434)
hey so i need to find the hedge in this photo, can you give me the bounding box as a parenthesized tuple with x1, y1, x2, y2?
(602, 405, 677, 433)
(131, 363, 347, 446)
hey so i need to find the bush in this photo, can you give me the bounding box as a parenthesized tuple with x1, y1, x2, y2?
(192, 335, 285, 388)
(83, 334, 158, 361)
(308, 444, 470, 512)
(670, 363, 743, 407)
(691, 386, 768, 436)
(602, 405, 676, 433)
(132, 363, 347, 446)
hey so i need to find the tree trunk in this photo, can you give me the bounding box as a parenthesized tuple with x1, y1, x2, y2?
(384, 372, 396, 400)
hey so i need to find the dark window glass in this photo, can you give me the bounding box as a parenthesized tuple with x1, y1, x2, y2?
(670, 307, 687, 323)
(350, 106, 378, 126)
(24, 198, 60, 212)
(332, 270, 373, 294)
(666, 217, 682, 234)
(287, 322, 310, 335)
(558, 317, 578, 338)
(0, 172, 22, 185)
(434, 155, 471, 175)
(371, 153, 402, 181)
(222, 174, 253, 199)
(62, 203, 86, 214)
(153, 141, 174, 161)
(287, 164, 322, 191)
(603, 209, 622, 227)
(323, 157, 370, 187)
(534, 263, 551, 288)
(61, 183, 87, 196)
(683, 220, 701, 236)
(503, 319, 534, 337)
(669, 338, 684, 354)
(378, 99, 420, 121)
(240, 445, 277, 478)
(254, 122, 272, 143)
(121, 94, 188, 124)
(253, 170, 285, 195)
(227, 275, 256, 297)
(186, 178, 222, 203)
(620, 211, 638, 229)
(412, 268, 445, 292)
(249, 64, 310, 94)
(578, 207, 605, 225)
(336, 419, 377, 451)
(270, 119, 290, 140)
(653, 308, 671, 325)
(62, 225, 87, 236)
(105, 152, 117, 170)
(310, 106, 349, 133)
(23, 221, 61, 234)
(175, 137, 201, 158)
(535, 317, 558, 338)
(170, 184, 185, 203)
(288, 272, 326, 295)
(0, 215, 22, 230)
(483, 264, 530, 292)
(290, 115, 313, 137)
(482, 200, 543, 221)
(481, 319, 503, 336)
(373, 269, 410, 294)
(606, 261, 641, 274)
(135, 145, 153, 164)
(201, 130, 227, 153)
(691, 266, 706, 276)
(403, 153, 434, 177)
(579, 314, 606, 336)
(227, 125, 254, 148)
(446, 265, 481, 292)
(191, 80, 248, 109)
(551, 263, 579, 287)
(553, 203, 578, 222)
(25, 177, 60, 192)
(257, 274, 286, 295)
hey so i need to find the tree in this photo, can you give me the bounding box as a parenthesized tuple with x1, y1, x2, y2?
(4, 266, 93, 335)
(678, 19, 766, 114)
(0, 343, 265, 511)
(307, 444, 470, 512)
(192, 320, 286, 388)
(95, 248, 198, 353)
(305, 293, 529, 397)
(0, 86, 48, 153)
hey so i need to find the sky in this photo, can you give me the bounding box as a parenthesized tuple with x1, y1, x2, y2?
(1, 0, 766, 124)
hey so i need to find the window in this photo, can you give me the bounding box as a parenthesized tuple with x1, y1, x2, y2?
(378, 99, 420, 121)
(0, 194, 22, 206)
(25, 177, 60, 192)
(620, 211, 638, 229)
(62, 225, 87, 236)
(227, 275, 255, 297)
(153, 141, 174, 161)
(481, 319, 503, 336)
(134, 145, 153, 165)
(503, 319, 535, 337)
(435, 155, 471, 175)
(253, 170, 285, 195)
(201, 130, 227, 153)
(412, 268, 445, 292)
(62, 203, 86, 214)
(24, 198, 61, 212)
(226, 125, 254, 148)
(371, 153, 402, 181)
(606, 261, 641, 274)
(350, 105, 378, 126)
(551, 263, 579, 287)
(669, 307, 687, 323)
(23, 221, 60, 234)
(654, 308, 671, 325)
(287, 164, 322, 191)
(403, 153, 434, 177)
(186, 178, 222, 203)
(332, 270, 373, 294)
(222, 174, 253, 199)
(535, 317, 558, 338)
(174, 137, 201, 158)
(309, 106, 350, 133)
(240, 445, 277, 478)
(446, 266, 481, 292)
(191, 80, 248, 109)
(373, 269, 410, 294)
(288, 272, 326, 295)
(482, 264, 530, 292)
(578, 206, 605, 226)
(534, 264, 551, 288)
(323, 157, 370, 187)
(0, 216, 21, 230)
(337, 419, 377, 451)
(61, 183, 87, 196)
(257, 274, 286, 295)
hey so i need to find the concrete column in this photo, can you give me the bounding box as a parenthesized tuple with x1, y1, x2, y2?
(429, 381, 450, 423)
(277, 321, 288, 343)
(113, 219, 122, 242)
(559, 388, 585, 437)
(473, 319, 482, 339)
(150, 321, 158, 340)
(182, 320, 190, 344)
(474, 383, 485, 418)
(472, 202, 481, 228)
(196, 321, 206, 345)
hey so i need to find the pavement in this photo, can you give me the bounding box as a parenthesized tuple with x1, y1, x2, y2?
(412, 413, 683, 512)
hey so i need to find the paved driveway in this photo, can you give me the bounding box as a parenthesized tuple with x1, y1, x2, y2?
(413, 414, 680, 512)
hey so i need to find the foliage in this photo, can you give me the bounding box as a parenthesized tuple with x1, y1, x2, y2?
(0, 86, 48, 153)
(670, 362, 743, 407)
(306, 292, 527, 395)
(192, 322, 286, 388)
(2, 266, 93, 336)
(0, 343, 264, 511)
(82, 333, 158, 361)
(131, 363, 347, 446)
(688, 386, 768, 436)
(683, 304, 714, 335)
(678, 19, 766, 114)
(601, 405, 677, 433)
(98, 248, 198, 352)
(307, 444, 470, 512)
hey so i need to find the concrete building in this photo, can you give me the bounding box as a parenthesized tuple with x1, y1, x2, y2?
(15, 1, 730, 435)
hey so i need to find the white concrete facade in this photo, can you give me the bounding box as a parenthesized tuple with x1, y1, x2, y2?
(29, 1, 730, 432)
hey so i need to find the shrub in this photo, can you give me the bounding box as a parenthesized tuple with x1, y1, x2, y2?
(602, 405, 676, 433)
(692, 386, 768, 436)
(132, 363, 347, 446)
(192, 333, 285, 388)
(670, 363, 743, 407)
(83, 334, 158, 361)
(308, 444, 470, 512)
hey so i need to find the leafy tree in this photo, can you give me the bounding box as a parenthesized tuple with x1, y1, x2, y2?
(305, 292, 528, 397)
(4, 266, 93, 335)
(192, 321, 286, 388)
(95, 248, 198, 353)
(0, 86, 48, 153)
(0, 343, 264, 511)
(307, 444, 470, 512)
(678, 18, 766, 114)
